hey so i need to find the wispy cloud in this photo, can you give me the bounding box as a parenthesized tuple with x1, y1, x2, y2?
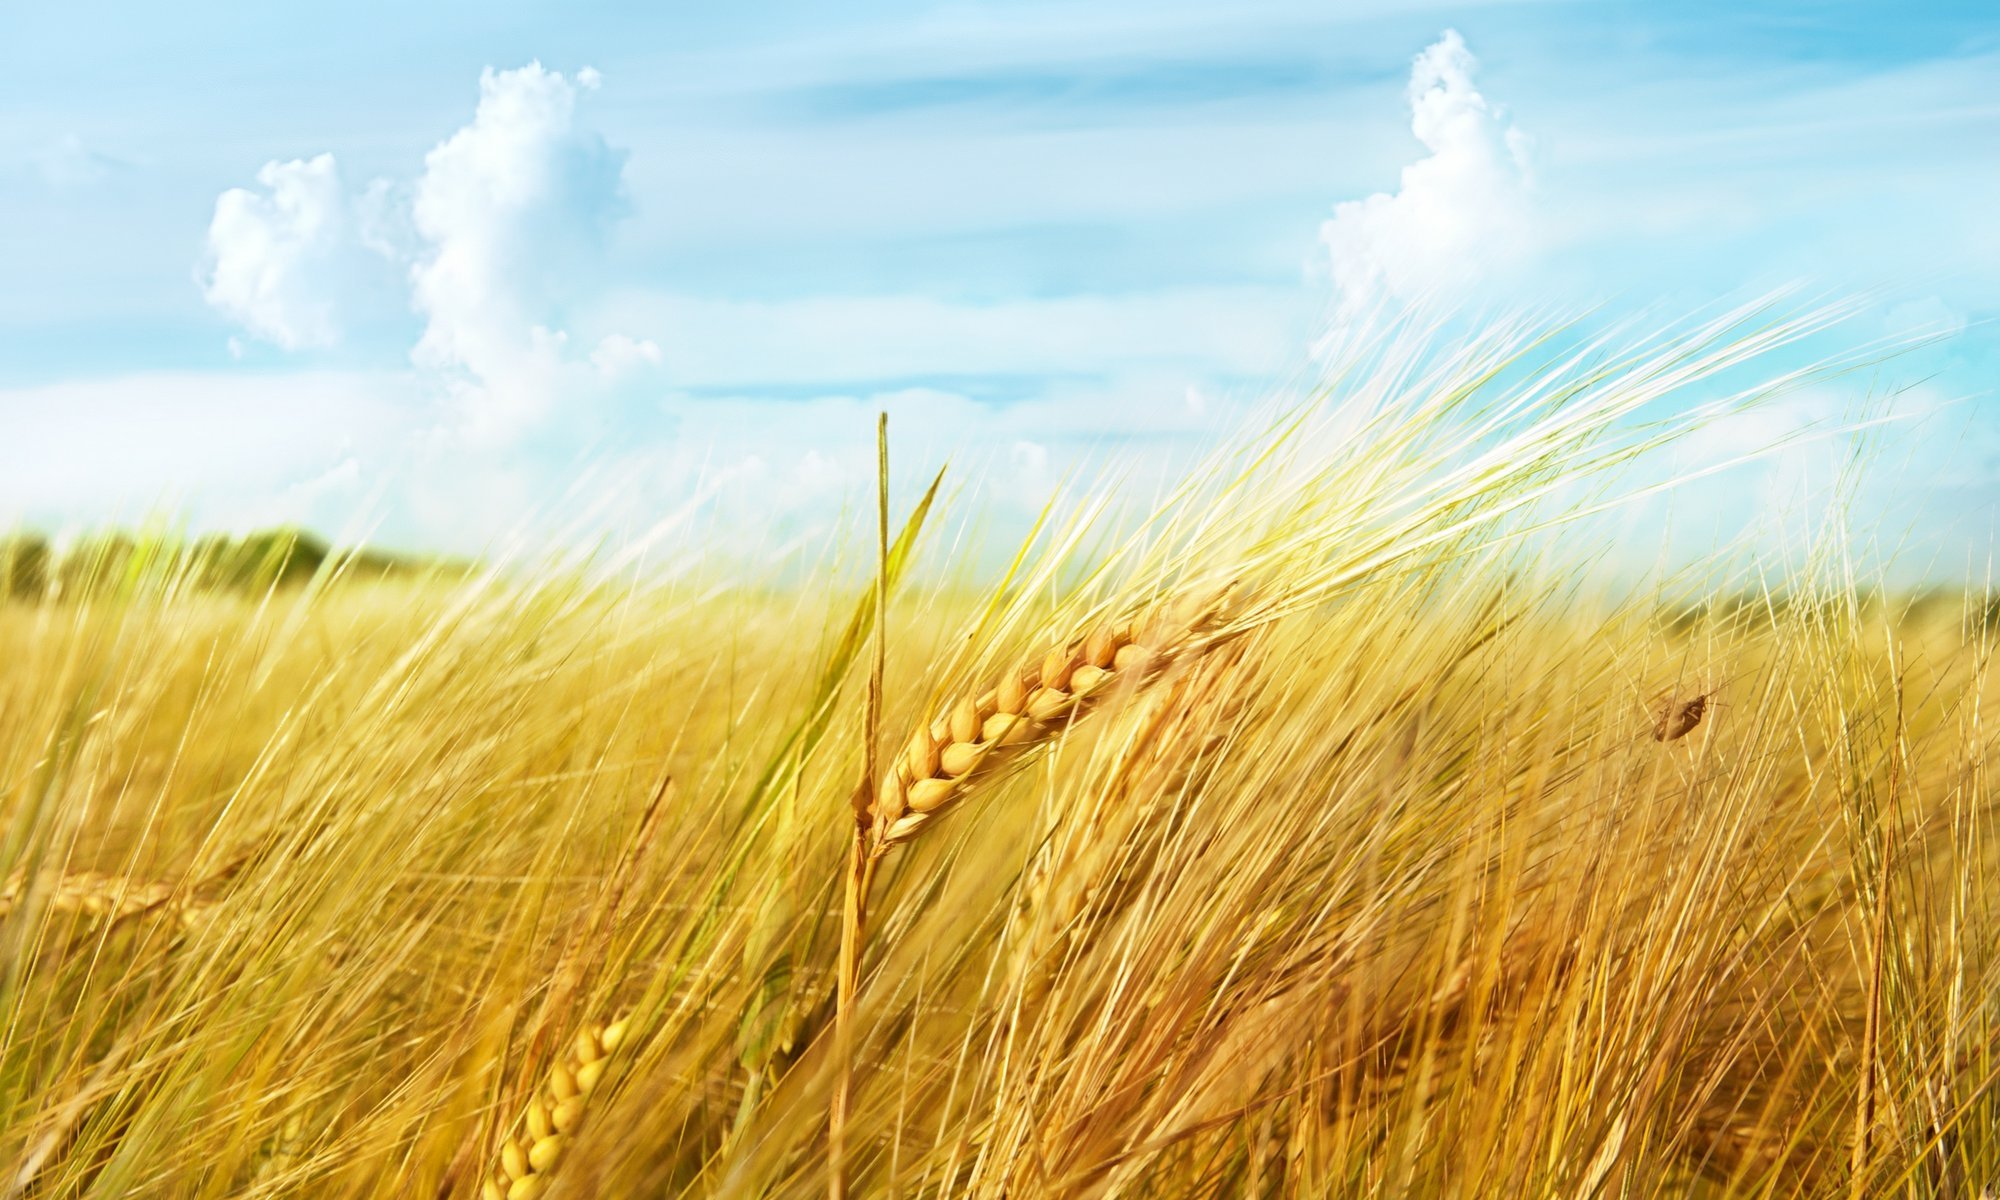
(33, 134, 130, 190)
(0, 369, 407, 531)
(774, 55, 1363, 123)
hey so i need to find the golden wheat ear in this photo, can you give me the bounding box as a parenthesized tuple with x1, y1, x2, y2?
(479, 1016, 629, 1200)
(867, 590, 1237, 857)
(0, 850, 249, 930)
(473, 775, 670, 1198)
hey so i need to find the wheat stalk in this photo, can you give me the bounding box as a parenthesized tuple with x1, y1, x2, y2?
(829, 412, 894, 1200)
(1848, 676, 1905, 1199)
(811, 585, 1235, 1194)
(1003, 637, 1258, 1000)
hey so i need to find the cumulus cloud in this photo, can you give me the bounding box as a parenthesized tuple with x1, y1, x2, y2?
(1317, 30, 1535, 328)
(408, 62, 657, 438)
(197, 64, 657, 439)
(202, 154, 376, 350)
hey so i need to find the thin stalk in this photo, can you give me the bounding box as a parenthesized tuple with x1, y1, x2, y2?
(831, 413, 890, 1200)
(1849, 673, 1903, 1197)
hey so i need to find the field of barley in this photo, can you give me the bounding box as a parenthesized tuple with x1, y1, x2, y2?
(1, 313, 1994, 1198)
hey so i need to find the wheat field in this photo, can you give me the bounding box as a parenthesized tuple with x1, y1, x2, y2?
(1, 313, 1995, 1198)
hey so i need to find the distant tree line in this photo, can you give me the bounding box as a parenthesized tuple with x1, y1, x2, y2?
(0, 528, 461, 601)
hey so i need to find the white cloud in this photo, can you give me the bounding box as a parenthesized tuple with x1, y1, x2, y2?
(409, 62, 652, 439)
(1316, 30, 1535, 328)
(202, 154, 365, 350)
(195, 63, 656, 440)
(590, 332, 664, 378)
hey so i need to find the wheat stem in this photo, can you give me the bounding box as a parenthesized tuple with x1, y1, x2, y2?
(830, 413, 891, 1199)
(1848, 673, 1904, 1198)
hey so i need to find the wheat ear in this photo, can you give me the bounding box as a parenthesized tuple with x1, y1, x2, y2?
(866, 590, 1233, 857)
(479, 1016, 630, 1200)
(473, 776, 670, 1199)
(0, 868, 225, 930)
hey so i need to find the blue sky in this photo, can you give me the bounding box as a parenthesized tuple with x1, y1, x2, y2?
(1, 2, 1996, 572)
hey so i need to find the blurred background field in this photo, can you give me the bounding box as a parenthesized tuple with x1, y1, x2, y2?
(1, 538, 1995, 1196)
